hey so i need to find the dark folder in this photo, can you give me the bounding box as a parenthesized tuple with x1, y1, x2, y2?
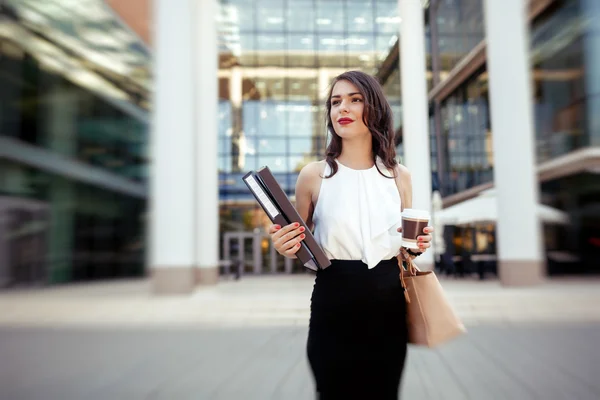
(242, 167, 331, 271)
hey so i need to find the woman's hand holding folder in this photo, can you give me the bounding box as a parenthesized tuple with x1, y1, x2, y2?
(269, 222, 306, 258)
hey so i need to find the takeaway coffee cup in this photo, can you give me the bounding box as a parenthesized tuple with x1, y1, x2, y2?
(401, 208, 430, 249)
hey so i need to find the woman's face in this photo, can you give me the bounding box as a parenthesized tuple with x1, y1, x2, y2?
(329, 80, 370, 140)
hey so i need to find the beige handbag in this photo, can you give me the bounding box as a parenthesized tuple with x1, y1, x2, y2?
(397, 248, 466, 347)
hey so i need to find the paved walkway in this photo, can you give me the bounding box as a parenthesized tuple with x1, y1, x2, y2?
(0, 276, 599, 399)
(1, 323, 598, 399)
(0, 275, 598, 327)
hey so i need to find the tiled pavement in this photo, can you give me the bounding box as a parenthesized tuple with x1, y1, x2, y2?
(0, 275, 599, 399)
(0, 275, 598, 327)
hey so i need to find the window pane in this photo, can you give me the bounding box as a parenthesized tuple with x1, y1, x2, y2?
(287, 76, 318, 102)
(256, 0, 285, 32)
(257, 137, 287, 154)
(243, 101, 287, 136)
(238, 35, 256, 66)
(346, 35, 376, 71)
(256, 35, 286, 67)
(225, 0, 254, 32)
(288, 0, 315, 33)
(317, 35, 347, 67)
(288, 35, 317, 67)
(247, 76, 286, 101)
(218, 101, 231, 137)
(374, 1, 399, 34)
(288, 137, 313, 155)
(376, 35, 397, 63)
(347, 2, 374, 33)
(286, 102, 314, 136)
(240, 154, 258, 172)
(257, 155, 288, 172)
(219, 156, 232, 173)
(316, 1, 345, 33)
(219, 137, 233, 154)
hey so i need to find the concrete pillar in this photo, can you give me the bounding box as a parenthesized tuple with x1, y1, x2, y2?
(230, 66, 245, 172)
(398, 0, 434, 270)
(316, 68, 331, 147)
(194, 0, 219, 284)
(150, 0, 196, 294)
(318, 68, 331, 100)
(48, 177, 74, 283)
(0, 209, 9, 287)
(484, 0, 544, 285)
(44, 88, 78, 157)
(42, 89, 78, 284)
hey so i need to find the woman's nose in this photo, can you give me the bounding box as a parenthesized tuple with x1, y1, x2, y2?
(339, 100, 349, 113)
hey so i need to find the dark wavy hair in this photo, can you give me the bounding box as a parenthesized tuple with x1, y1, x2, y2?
(324, 70, 397, 179)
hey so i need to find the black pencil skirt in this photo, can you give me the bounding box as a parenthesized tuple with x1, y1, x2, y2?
(307, 258, 408, 400)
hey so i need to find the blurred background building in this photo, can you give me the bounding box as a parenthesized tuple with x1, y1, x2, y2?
(395, 0, 600, 277)
(0, 0, 149, 287)
(0, 0, 598, 289)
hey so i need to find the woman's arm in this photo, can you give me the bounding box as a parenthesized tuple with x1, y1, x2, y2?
(394, 163, 433, 255)
(394, 163, 413, 211)
(294, 161, 322, 231)
(268, 161, 321, 259)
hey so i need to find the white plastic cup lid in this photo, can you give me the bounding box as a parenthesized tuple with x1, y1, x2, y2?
(402, 208, 430, 220)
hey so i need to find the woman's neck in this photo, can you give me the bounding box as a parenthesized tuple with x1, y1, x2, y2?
(337, 136, 374, 170)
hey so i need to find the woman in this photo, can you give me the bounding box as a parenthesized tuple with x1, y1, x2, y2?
(268, 71, 433, 399)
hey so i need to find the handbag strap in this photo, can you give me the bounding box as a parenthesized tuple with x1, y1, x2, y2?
(397, 248, 418, 303)
(395, 176, 418, 303)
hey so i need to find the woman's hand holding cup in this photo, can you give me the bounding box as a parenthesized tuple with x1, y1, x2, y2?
(397, 225, 434, 252)
(268, 222, 306, 258)
(397, 208, 434, 253)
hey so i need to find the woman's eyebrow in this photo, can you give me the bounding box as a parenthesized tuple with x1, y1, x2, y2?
(331, 92, 362, 99)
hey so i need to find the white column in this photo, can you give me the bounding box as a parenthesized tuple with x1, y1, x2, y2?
(150, 0, 196, 294)
(484, 0, 544, 285)
(398, 0, 434, 270)
(194, 0, 220, 284)
(318, 68, 330, 100)
(231, 66, 245, 171)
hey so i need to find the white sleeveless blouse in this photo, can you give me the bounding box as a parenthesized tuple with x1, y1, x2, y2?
(312, 158, 404, 269)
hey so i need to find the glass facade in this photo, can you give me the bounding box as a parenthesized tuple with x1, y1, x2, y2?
(381, 68, 403, 136)
(532, 0, 593, 161)
(412, 0, 600, 273)
(432, 0, 600, 196)
(217, 0, 401, 233)
(2, 0, 597, 282)
(215, 0, 406, 271)
(533, 0, 600, 274)
(434, 0, 484, 81)
(380, 3, 433, 161)
(422, 0, 490, 196)
(581, 0, 600, 147)
(437, 68, 492, 195)
(0, 1, 149, 286)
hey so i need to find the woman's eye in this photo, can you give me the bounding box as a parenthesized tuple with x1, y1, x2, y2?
(352, 98, 362, 102)
(331, 100, 340, 106)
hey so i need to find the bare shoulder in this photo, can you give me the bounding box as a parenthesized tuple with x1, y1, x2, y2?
(298, 160, 326, 183)
(295, 161, 326, 223)
(296, 160, 327, 203)
(394, 163, 412, 185)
